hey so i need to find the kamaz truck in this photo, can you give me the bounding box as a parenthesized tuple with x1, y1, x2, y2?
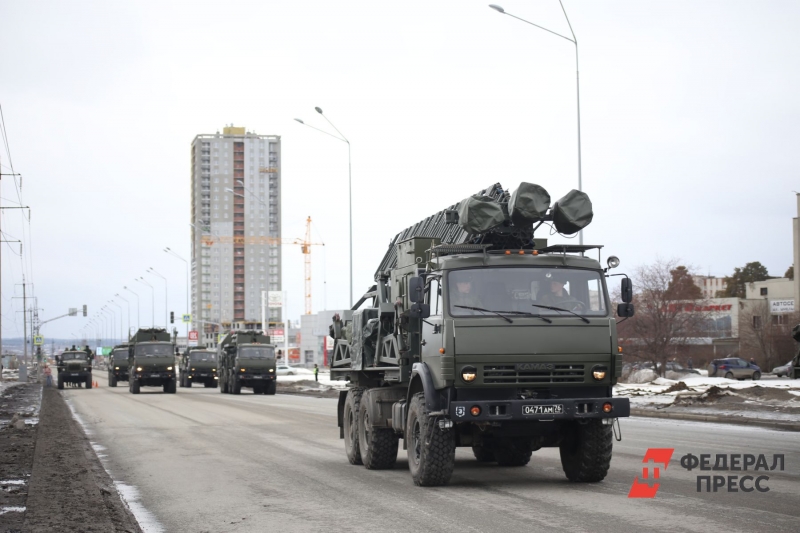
(330, 182, 635, 486)
(127, 328, 177, 394)
(108, 344, 129, 387)
(217, 330, 277, 395)
(56, 349, 93, 390)
(179, 346, 218, 388)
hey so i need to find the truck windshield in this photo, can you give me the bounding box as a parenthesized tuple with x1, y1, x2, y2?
(448, 267, 608, 317)
(239, 346, 274, 359)
(112, 350, 128, 360)
(190, 352, 216, 362)
(134, 344, 173, 357)
(62, 352, 87, 360)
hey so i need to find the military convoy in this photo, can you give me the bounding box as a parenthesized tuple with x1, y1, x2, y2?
(127, 328, 177, 394)
(56, 348, 94, 390)
(217, 330, 277, 395)
(329, 182, 634, 486)
(179, 346, 218, 388)
(108, 344, 129, 387)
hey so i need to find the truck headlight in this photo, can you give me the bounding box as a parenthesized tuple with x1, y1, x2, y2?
(136, 366, 143, 372)
(461, 366, 477, 383)
(212, 368, 216, 372)
(115, 366, 119, 370)
(592, 366, 607, 381)
(269, 369, 274, 373)
(240, 368, 246, 372)
(167, 366, 173, 371)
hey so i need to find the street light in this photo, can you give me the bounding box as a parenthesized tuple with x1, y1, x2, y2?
(294, 107, 353, 306)
(123, 286, 140, 331)
(136, 277, 155, 328)
(102, 306, 116, 344)
(115, 294, 130, 339)
(164, 247, 189, 340)
(489, 1, 584, 244)
(109, 300, 124, 343)
(147, 267, 168, 330)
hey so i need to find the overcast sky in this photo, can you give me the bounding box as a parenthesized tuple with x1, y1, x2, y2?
(1, 0, 798, 341)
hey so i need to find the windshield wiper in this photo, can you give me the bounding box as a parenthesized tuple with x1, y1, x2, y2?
(497, 311, 553, 324)
(531, 303, 590, 323)
(454, 305, 514, 324)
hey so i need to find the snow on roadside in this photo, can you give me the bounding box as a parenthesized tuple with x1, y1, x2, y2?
(276, 371, 346, 390)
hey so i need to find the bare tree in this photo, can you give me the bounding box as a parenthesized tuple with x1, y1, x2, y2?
(618, 258, 710, 376)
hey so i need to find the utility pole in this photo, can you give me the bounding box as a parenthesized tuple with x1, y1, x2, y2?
(22, 275, 27, 364)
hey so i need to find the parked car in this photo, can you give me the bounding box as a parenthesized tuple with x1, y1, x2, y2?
(275, 364, 296, 376)
(708, 357, 761, 380)
(772, 361, 793, 378)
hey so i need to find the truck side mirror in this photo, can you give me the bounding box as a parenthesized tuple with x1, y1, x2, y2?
(617, 303, 635, 318)
(621, 278, 633, 303)
(409, 276, 425, 303)
(410, 302, 431, 319)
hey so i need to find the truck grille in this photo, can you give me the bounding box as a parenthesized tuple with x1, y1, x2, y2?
(68, 364, 82, 371)
(483, 364, 584, 384)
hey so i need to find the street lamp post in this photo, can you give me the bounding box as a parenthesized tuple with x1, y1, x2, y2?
(147, 268, 168, 331)
(109, 300, 124, 343)
(136, 277, 155, 328)
(164, 247, 189, 341)
(294, 108, 353, 306)
(123, 286, 140, 331)
(489, 2, 584, 244)
(102, 306, 116, 344)
(115, 294, 130, 339)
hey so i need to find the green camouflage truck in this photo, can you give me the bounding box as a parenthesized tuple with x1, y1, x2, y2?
(127, 328, 177, 394)
(179, 346, 218, 388)
(217, 330, 277, 395)
(108, 344, 129, 387)
(330, 182, 634, 486)
(56, 349, 93, 389)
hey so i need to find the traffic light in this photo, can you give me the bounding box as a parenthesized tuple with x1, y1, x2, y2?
(82, 304, 87, 317)
(170, 311, 174, 324)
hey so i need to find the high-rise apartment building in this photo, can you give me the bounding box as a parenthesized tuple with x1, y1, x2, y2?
(190, 126, 281, 340)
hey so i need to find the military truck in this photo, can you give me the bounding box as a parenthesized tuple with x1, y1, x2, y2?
(108, 344, 129, 387)
(56, 349, 93, 390)
(179, 346, 218, 388)
(217, 330, 276, 395)
(127, 328, 177, 394)
(330, 182, 634, 486)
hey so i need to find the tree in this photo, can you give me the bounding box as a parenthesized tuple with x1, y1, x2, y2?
(617, 259, 709, 377)
(784, 265, 794, 281)
(717, 262, 770, 298)
(740, 302, 797, 371)
(666, 266, 702, 300)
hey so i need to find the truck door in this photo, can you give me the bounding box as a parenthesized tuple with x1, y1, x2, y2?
(420, 277, 447, 387)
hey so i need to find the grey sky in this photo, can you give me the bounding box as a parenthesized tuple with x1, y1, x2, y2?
(1, 0, 798, 340)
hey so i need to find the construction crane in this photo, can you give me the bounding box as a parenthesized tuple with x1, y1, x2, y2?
(199, 216, 324, 315)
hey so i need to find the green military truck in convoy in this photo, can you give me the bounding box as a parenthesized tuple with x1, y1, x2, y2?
(179, 346, 218, 388)
(108, 344, 129, 387)
(217, 330, 277, 395)
(330, 182, 634, 486)
(127, 328, 177, 394)
(56, 349, 93, 389)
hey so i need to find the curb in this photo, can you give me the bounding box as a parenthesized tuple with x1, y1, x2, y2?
(630, 408, 800, 432)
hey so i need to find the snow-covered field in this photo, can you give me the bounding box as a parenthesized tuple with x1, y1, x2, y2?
(276, 370, 346, 390)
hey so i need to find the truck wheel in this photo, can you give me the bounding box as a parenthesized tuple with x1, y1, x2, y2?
(559, 420, 612, 482)
(131, 379, 141, 394)
(212, 380, 219, 389)
(168, 379, 177, 394)
(86, 376, 93, 389)
(58, 375, 64, 390)
(406, 392, 455, 486)
(344, 388, 365, 465)
(358, 396, 399, 470)
(186, 379, 192, 388)
(493, 438, 532, 467)
(232, 380, 241, 395)
(472, 445, 495, 463)
(266, 381, 276, 395)
(109, 375, 117, 387)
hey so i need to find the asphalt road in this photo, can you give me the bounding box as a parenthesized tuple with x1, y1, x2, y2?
(63, 374, 800, 533)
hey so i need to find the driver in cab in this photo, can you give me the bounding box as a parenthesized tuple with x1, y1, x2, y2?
(538, 272, 574, 307)
(450, 273, 483, 313)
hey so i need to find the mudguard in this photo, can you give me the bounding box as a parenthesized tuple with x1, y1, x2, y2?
(408, 362, 444, 412)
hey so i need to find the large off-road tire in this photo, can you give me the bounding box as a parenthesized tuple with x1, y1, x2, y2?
(344, 388, 365, 466)
(186, 379, 192, 388)
(266, 381, 276, 395)
(86, 376, 93, 389)
(232, 379, 242, 395)
(357, 396, 399, 470)
(131, 379, 141, 394)
(559, 420, 612, 482)
(406, 392, 455, 486)
(58, 375, 64, 390)
(493, 438, 532, 467)
(168, 379, 177, 394)
(220, 376, 228, 393)
(472, 445, 495, 463)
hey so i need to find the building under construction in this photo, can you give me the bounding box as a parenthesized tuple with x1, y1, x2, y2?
(190, 126, 282, 342)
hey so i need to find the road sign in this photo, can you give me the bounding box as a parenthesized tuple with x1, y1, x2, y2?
(269, 328, 285, 344)
(182, 313, 192, 323)
(33, 335, 44, 346)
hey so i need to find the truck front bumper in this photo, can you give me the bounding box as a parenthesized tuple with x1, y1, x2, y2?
(448, 397, 630, 422)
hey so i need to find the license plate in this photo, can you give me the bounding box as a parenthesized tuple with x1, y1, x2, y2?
(150, 373, 161, 377)
(71, 373, 79, 376)
(252, 376, 263, 379)
(523, 404, 563, 415)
